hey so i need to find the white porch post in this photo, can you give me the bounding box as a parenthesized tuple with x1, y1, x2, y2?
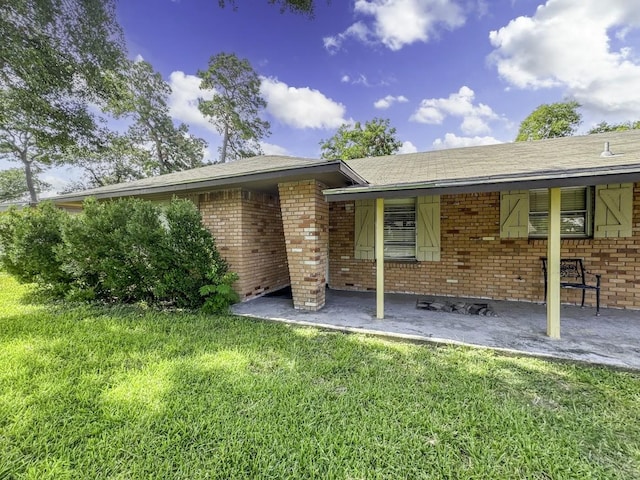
(547, 187, 561, 338)
(375, 197, 384, 319)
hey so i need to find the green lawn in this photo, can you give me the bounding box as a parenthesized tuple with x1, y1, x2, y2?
(1, 273, 639, 479)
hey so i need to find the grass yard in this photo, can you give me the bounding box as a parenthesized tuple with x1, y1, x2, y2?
(1, 273, 639, 479)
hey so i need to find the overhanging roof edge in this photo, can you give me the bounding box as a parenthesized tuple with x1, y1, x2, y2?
(323, 168, 640, 201)
(52, 160, 358, 204)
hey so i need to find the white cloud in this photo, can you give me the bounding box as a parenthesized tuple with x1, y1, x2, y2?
(489, 0, 640, 118)
(398, 140, 418, 153)
(40, 172, 77, 197)
(340, 73, 391, 87)
(167, 71, 216, 133)
(324, 21, 372, 53)
(260, 77, 348, 129)
(324, 0, 465, 52)
(410, 86, 498, 135)
(432, 133, 502, 150)
(350, 74, 372, 86)
(374, 94, 409, 109)
(260, 141, 290, 156)
(202, 146, 214, 163)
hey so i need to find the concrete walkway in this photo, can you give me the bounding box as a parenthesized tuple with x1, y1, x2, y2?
(233, 289, 640, 370)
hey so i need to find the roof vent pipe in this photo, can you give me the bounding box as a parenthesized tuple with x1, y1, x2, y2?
(600, 141, 613, 157)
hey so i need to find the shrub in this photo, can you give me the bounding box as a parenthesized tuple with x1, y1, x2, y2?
(0, 197, 236, 311)
(63, 197, 235, 309)
(200, 271, 240, 314)
(0, 202, 70, 289)
(61, 198, 166, 303)
(153, 199, 229, 309)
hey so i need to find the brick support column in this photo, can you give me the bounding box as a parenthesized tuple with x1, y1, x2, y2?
(279, 180, 328, 310)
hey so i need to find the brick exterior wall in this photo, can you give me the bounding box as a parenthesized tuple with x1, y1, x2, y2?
(200, 189, 289, 301)
(329, 184, 640, 310)
(279, 180, 329, 310)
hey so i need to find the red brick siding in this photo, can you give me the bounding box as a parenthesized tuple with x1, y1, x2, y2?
(329, 185, 640, 309)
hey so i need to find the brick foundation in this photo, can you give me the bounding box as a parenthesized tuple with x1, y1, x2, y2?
(329, 185, 640, 310)
(279, 180, 329, 310)
(200, 189, 289, 300)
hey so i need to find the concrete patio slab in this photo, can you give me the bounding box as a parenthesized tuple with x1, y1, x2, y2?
(233, 289, 640, 370)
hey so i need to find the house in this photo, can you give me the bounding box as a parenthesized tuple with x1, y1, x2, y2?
(52, 130, 640, 337)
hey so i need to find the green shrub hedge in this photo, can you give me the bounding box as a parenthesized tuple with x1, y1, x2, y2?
(0, 198, 238, 311)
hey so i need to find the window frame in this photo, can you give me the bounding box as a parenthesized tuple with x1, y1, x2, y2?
(528, 186, 593, 238)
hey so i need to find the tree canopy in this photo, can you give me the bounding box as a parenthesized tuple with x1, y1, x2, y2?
(0, 88, 96, 203)
(0, 0, 126, 135)
(588, 120, 640, 134)
(0, 0, 127, 201)
(198, 53, 270, 163)
(109, 60, 206, 175)
(320, 118, 403, 160)
(515, 101, 582, 142)
(0, 167, 49, 202)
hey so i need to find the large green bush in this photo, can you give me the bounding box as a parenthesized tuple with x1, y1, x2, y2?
(0, 202, 71, 288)
(0, 198, 237, 311)
(61, 198, 167, 303)
(153, 199, 229, 309)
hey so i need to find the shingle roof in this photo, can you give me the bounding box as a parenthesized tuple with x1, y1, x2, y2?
(346, 130, 640, 186)
(322, 130, 640, 199)
(53, 155, 319, 200)
(51, 130, 640, 205)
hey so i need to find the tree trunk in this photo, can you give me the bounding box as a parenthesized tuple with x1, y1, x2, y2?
(221, 124, 229, 163)
(152, 131, 167, 174)
(21, 152, 38, 205)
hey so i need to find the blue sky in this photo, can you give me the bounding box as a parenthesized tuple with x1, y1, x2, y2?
(9, 0, 640, 191)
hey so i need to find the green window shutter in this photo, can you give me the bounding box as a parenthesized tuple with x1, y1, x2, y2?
(354, 199, 375, 259)
(416, 196, 440, 261)
(500, 190, 529, 238)
(594, 183, 634, 238)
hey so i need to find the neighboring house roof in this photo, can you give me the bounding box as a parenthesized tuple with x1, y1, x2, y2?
(326, 130, 640, 200)
(50, 130, 640, 206)
(52, 155, 366, 206)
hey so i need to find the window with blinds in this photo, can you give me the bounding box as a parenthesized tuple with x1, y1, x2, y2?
(384, 198, 416, 259)
(529, 186, 592, 237)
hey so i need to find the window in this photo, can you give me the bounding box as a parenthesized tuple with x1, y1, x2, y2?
(354, 196, 440, 262)
(529, 186, 592, 237)
(384, 198, 416, 259)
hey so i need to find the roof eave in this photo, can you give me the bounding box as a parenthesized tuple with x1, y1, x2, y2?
(323, 168, 640, 201)
(52, 160, 366, 204)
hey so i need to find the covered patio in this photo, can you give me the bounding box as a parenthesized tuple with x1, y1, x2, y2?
(233, 289, 640, 370)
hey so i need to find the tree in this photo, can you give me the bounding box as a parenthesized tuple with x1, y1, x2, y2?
(198, 53, 270, 163)
(0, 167, 50, 202)
(320, 118, 403, 160)
(515, 101, 582, 142)
(0, 88, 95, 203)
(1, 0, 125, 99)
(109, 60, 206, 175)
(61, 130, 151, 191)
(0, 0, 127, 202)
(588, 120, 640, 134)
